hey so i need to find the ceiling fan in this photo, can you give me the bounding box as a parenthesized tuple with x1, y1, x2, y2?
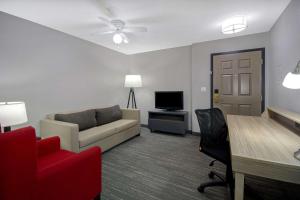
(95, 17, 148, 44)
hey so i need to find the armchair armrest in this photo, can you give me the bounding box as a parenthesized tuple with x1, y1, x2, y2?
(121, 109, 140, 122)
(37, 147, 101, 200)
(40, 119, 79, 152)
(37, 136, 60, 157)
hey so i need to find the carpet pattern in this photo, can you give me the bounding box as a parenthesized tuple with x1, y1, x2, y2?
(101, 128, 300, 200)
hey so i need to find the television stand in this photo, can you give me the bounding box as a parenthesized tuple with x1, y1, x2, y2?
(148, 110, 188, 135)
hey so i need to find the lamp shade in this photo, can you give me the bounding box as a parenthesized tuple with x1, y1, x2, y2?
(124, 75, 142, 88)
(282, 72, 300, 89)
(0, 102, 28, 127)
(282, 60, 300, 89)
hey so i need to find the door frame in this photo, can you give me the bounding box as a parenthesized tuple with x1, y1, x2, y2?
(210, 48, 266, 113)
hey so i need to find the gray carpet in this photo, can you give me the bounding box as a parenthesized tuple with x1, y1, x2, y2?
(101, 128, 300, 200)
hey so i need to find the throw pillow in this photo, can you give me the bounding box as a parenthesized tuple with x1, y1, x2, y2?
(55, 109, 97, 131)
(95, 105, 122, 126)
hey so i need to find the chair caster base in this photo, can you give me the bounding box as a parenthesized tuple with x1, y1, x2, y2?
(208, 171, 215, 179)
(197, 186, 205, 193)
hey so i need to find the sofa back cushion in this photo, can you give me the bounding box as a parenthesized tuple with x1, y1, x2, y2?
(96, 105, 122, 126)
(55, 109, 97, 131)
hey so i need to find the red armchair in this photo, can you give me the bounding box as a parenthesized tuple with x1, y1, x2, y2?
(0, 126, 101, 200)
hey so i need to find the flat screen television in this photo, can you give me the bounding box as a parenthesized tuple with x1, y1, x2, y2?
(155, 91, 184, 110)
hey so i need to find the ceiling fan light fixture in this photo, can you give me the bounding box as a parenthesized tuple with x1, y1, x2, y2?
(113, 33, 123, 44)
(121, 33, 129, 44)
(222, 16, 247, 34)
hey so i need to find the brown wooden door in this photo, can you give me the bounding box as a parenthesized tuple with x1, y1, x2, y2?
(213, 50, 263, 116)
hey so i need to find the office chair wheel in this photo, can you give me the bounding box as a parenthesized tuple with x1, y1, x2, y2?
(208, 171, 215, 179)
(209, 159, 216, 166)
(197, 186, 205, 193)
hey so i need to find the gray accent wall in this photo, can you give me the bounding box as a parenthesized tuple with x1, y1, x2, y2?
(0, 12, 130, 133)
(129, 33, 269, 132)
(191, 33, 269, 132)
(269, 0, 300, 113)
(129, 46, 192, 128)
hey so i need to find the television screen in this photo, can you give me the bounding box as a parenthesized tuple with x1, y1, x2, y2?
(155, 91, 183, 110)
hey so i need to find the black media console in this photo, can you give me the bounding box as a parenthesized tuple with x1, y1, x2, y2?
(148, 110, 188, 135)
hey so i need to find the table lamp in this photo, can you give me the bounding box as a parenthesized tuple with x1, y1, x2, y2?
(0, 102, 28, 133)
(124, 75, 142, 108)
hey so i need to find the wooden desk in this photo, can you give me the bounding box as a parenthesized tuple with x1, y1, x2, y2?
(227, 108, 300, 200)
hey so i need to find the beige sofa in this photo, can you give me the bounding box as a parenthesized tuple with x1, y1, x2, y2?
(40, 108, 140, 153)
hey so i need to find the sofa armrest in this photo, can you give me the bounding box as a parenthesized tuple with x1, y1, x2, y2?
(40, 119, 79, 152)
(121, 109, 140, 122)
(37, 136, 61, 157)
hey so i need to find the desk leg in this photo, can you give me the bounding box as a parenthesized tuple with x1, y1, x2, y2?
(234, 173, 245, 200)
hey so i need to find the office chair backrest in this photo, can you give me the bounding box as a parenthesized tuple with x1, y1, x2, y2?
(195, 108, 228, 148)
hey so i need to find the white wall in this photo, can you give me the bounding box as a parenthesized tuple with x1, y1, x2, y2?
(129, 46, 192, 128)
(3, 0, 298, 134)
(0, 12, 130, 133)
(269, 0, 300, 113)
(191, 33, 269, 132)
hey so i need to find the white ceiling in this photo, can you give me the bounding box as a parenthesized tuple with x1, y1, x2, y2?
(0, 0, 291, 55)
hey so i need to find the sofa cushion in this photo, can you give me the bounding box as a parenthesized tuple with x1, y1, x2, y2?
(95, 105, 122, 126)
(113, 119, 138, 132)
(79, 119, 138, 147)
(55, 109, 97, 131)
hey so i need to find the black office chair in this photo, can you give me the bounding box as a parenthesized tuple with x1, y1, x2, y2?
(195, 108, 234, 197)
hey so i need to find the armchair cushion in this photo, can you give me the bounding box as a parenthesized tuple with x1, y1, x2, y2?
(38, 149, 74, 172)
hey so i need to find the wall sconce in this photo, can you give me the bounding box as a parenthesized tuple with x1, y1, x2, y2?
(282, 60, 300, 89)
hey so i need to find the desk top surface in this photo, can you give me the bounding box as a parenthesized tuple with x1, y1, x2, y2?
(227, 115, 300, 169)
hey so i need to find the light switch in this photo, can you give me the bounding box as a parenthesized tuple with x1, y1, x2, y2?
(201, 87, 207, 92)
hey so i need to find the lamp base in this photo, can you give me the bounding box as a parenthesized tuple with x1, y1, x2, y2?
(127, 88, 137, 109)
(4, 126, 11, 133)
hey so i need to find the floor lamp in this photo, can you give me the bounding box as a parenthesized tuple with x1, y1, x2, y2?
(124, 75, 142, 109)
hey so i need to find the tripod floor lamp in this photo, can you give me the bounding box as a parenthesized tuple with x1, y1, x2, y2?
(124, 75, 142, 109)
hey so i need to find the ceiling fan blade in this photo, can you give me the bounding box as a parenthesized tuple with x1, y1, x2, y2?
(91, 29, 115, 35)
(98, 16, 111, 25)
(95, 0, 114, 18)
(98, 16, 116, 29)
(123, 27, 148, 33)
